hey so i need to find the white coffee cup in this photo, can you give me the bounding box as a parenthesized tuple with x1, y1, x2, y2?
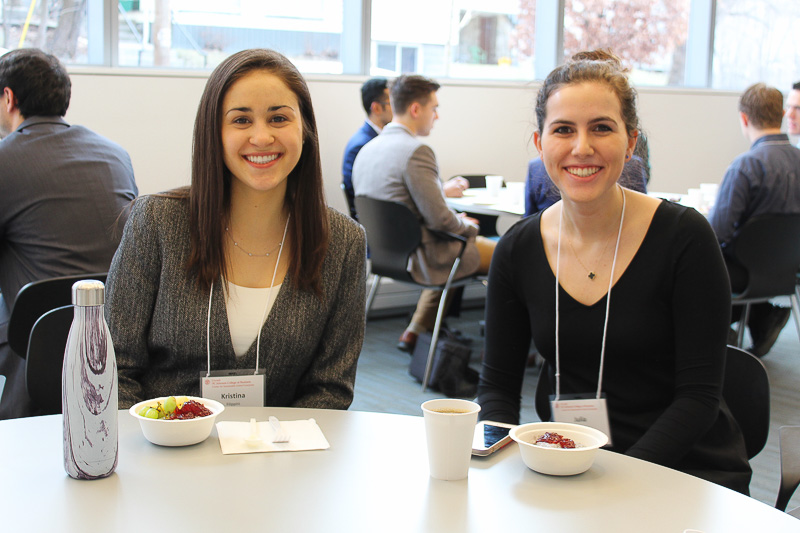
(686, 188, 703, 209)
(485, 175, 504, 198)
(421, 398, 481, 480)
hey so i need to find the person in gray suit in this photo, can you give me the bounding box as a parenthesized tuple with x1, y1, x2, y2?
(352, 74, 496, 352)
(0, 48, 137, 419)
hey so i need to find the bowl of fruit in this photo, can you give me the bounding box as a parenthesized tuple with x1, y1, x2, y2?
(509, 422, 608, 476)
(129, 396, 225, 446)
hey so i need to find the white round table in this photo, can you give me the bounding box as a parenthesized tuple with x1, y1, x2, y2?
(1, 407, 797, 532)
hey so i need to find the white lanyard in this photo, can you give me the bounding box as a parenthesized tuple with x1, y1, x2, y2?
(554, 186, 626, 400)
(205, 214, 291, 376)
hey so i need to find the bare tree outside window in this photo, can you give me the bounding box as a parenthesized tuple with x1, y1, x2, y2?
(513, 0, 689, 85)
(0, 0, 88, 63)
(712, 0, 800, 91)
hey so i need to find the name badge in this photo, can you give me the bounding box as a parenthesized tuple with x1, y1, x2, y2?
(200, 369, 266, 407)
(550, 393, 613, 446)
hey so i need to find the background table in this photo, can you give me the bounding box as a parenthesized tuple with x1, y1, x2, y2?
(1, 408, 797, 532)
(446, 187, 525, 217)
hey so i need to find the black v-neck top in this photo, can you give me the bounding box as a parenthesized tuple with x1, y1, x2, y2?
(478, 200, 751, 493)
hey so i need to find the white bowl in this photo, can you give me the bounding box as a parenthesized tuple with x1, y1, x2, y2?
(510, 422, 608, 476)
(129, 396, 224, 447)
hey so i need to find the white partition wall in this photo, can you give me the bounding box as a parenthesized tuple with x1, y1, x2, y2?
(67, 71, 749, 210)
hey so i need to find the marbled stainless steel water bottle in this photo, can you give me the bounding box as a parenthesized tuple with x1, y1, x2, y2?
(62, 279, 118, 479)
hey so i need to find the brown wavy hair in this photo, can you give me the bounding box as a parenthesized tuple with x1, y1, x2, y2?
(535, 57, 639, 139)
(181, 48, 329, 296)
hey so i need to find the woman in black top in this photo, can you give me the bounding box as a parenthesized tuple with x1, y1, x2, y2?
(478, 53, 751, 494)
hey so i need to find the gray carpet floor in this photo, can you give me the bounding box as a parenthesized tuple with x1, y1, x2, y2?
(350, 303, 800, 511)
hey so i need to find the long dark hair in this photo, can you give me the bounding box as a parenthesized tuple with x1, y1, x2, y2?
(185, 48, 329, 296)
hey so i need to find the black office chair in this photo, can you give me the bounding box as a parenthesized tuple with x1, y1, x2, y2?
(451, 174, 504, 238)
(7, 272, 107, 359)
(727, 214, 800, 348)
(722, 345, 770, 459)
(534, 346, 770, 459)
(355, 196, 484, 391)
(25, 305, 73, 415)
(776, 425, 800, 515)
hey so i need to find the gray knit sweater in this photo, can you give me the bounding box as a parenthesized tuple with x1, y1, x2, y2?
(106, 195, 367, 409)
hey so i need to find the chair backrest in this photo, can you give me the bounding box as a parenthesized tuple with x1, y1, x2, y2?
(7, 272, 107, 359)
(776, 425, 800, 512)
(451, 175, 501, 237)
(26, 305, 73, 415)
(355, 197, 421, 282)
(722, 345, 770, 459)
(729, 214, 800, 300)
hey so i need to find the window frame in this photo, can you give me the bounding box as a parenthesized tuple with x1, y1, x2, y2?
(25, 0, 781, 93)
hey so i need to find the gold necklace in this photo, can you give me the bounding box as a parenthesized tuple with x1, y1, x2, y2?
(226, 227, 283, 257)
(567, 232, 614, 281)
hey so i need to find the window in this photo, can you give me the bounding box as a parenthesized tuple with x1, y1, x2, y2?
(370, 0, 536, 80)
(562, 0, 691, 86)
(117, 0, 345, 72)
(2, 0, 797, 92)
(712, 0, 800, 91)
(1, 0, 95, 64)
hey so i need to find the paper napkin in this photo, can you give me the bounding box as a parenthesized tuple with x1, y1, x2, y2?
(216, 418, 330, 455)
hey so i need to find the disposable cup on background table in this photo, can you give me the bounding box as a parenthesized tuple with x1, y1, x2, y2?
(505, 181, 525, 204)
(700, 183, 719, 209)
(485, 175, 504, 198)
(421, 398, 480, 480)
(686, 188, 703, 209)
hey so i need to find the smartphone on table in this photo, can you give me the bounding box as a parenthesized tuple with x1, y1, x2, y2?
(472, 421, 516, 456)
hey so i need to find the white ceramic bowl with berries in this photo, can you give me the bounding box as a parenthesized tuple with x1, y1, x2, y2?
(510, 422, 609, 476)
(129, 396, 225, 447)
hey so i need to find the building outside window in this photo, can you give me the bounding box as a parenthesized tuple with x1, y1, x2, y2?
(117, 0, 345, 72)
(370, 0, 534, 80)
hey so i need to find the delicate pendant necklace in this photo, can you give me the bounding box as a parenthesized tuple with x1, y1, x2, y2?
(226, 226, 283, 257)
(565, 190, 625, 281)
(567, 233, 614, 280)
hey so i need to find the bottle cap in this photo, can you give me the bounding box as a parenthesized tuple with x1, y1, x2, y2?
(71, 279, 106, 307)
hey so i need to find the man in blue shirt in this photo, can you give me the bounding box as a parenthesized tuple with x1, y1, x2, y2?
(341, 78, 393, 219)
(709, 83, 800, 357)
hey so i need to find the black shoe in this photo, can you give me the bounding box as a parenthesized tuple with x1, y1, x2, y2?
(748, 307, 791, 357)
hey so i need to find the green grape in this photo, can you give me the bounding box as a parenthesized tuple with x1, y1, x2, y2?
(137, 406, 150, 417)
(163, 396, 177, 415)
(144, 407, 160, 419)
